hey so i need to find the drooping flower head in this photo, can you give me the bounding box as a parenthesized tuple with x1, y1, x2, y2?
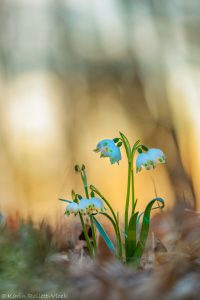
(65, 202, 79, 216)
(79, 197, 104, 214)
(109, 145, 122, 165)
(136, 148, 166, 173)
(65, 197, 105, 216)
(78, 198, 91, 214)
(94, 139, 121, 164)
(89, 197, 104, 213)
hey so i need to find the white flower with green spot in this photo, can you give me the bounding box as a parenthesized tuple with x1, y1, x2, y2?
(79, 197, 104, 214)
(89, 197, 104, 213)
(65, 202, 79, 216)
(94, 139, 121, 164)
(136, 148, 166, 173)
(65, 197, 104, 216)
(78, 198, 91, 214)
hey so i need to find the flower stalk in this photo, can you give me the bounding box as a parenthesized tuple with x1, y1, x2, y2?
(80, 165, 97, 253)
(79, 212, 94, 257)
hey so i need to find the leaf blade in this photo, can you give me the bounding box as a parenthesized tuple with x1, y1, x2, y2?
(134, 198, 165, 262)
(93, 216, 116, 254)
(126, 211, 139, 261)
(58, 198, 72, 203)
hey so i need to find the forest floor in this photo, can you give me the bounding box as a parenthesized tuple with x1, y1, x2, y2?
(0, 205, 200, 300)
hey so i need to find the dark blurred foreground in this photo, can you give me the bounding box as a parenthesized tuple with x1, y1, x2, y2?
(1, 206, 200, 300)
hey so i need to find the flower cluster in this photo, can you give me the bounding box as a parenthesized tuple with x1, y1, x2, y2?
(60, 132, 167, 263)
(94, 139, 121, 164)
(136, 148, 166, 173)
(65, 197, 104, 216)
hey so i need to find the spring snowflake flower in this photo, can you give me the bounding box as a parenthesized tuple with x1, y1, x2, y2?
(65, 202, 79, 215)
(94, 139, 121, 164)
(89, 197, 104, 213)
(78, 198, 91, 214)
(79, 197, 104, 214)
(65, 198, 104, 216)
(136, 148, 166, 173)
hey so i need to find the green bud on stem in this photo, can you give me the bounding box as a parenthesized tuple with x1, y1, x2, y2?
(137, 148, 143, 153)
(141, 145, 149, 152)
(117, 142, 123, 147)
(74, 165, 80, 172)
(113, 138, 120, 143)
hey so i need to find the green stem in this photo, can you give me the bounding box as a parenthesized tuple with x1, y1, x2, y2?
(89, 215, 97, 252)
(131, 143, 140, 214)
(81, 169, 97, 254)
(125, 161, 132, 235)
(79, 213, 94, 257)
(90, 185, 123, 258)
(131, 165, 134, 213)
(81, 169, 89, 198)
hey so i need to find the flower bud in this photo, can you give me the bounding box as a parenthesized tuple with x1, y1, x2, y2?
(141, 145, 149, 152)
(90, 191, 95, 198)
(113, 138, 120, 143)
(74, 165, 80, 172)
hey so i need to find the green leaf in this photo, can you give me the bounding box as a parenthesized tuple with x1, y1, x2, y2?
(100, 212, 123, 258)
(100, 212, 117, 235)
(93, 216, 116, 254)
(132, 199, 138, 215)
(134, 198, 165, 261)
(126, 212, 139, 261)
(58, 198, 72, 203)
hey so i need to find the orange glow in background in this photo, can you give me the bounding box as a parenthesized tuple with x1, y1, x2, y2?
(0, 0, 199, 223)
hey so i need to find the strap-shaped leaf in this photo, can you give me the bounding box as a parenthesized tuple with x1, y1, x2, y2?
(134, 197, 165, 261)
(58, 198, 72, 203)
(100, 212, 118, 237)
(100, 212, 123, 258)
(126, 211, 139, 261)
(136, 200, 164, 230)
(93, 216, 116, 254)
(132, 199, 138, 215)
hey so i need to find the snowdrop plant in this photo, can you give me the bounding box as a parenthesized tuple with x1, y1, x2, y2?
(60, 132, 166, 266)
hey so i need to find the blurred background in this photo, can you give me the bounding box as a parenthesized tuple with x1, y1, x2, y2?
(0, 0, 199, 223)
